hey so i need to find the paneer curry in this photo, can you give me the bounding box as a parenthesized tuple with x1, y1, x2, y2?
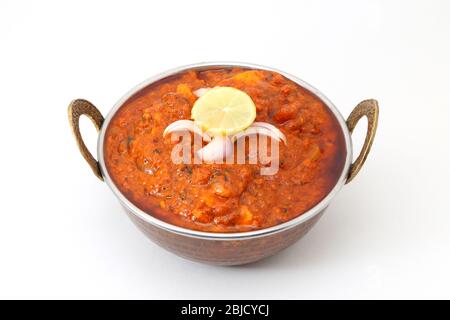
(104, 68, 346, 232)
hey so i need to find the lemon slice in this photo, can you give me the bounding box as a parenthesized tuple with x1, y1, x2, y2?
(191, 87, 256, 136)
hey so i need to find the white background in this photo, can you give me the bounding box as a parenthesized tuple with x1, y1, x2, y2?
(1, 0, 449, 299)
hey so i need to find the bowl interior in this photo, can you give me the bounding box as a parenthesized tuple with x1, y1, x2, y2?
(97, 62, 353, 240)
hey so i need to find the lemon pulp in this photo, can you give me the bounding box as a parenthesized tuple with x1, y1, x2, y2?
(191, 87, 256, 136)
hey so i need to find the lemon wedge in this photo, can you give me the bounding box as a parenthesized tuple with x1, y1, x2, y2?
(191, 87, 256, 136)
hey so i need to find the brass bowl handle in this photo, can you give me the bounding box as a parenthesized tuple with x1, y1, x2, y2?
(346, 99, 379, 183)
(68, 99, 105, 181)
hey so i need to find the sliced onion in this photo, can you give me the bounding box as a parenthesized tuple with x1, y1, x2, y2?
(251, 122, 287, 144)
(193, 87, 211, 97)
(196, 136, 233, 162)
(163, 120, 211, 142)
(233, 127, 285, 144)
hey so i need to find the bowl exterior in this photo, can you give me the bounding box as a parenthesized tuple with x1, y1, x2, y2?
(124, 205, 326, 265)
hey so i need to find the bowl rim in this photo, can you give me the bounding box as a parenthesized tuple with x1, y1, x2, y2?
(97, 61, 353, 240)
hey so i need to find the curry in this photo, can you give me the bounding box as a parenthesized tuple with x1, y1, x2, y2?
(104, 67, 346, 233)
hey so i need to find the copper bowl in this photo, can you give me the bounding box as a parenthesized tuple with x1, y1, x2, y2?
(68, 62, 379, 265)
